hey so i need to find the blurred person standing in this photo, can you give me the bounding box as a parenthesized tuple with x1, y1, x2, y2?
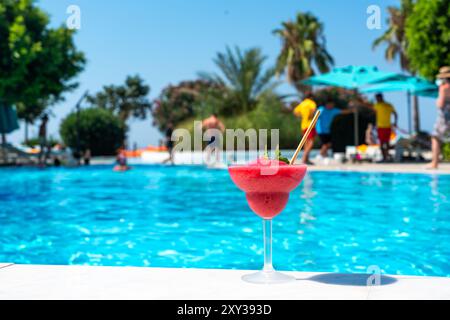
(372, 93, 398, 162)
(162, 122, 175, 164)
(293, 92, 317, 164)
(202, 113, 225, 165)
(83, 149, 91, 166)
(427, 67, 450, 169)
(316, 99, 354, 159)
(202, 113, 225, 145)
(38, 114, 49, 165)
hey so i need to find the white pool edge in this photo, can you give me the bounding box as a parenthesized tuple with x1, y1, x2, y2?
(0, 264, 449, 300)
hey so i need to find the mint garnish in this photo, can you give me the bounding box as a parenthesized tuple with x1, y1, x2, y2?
(261, 145, 290, 164)
(275, 146, 290, 164)
(278, 156, 290, 164)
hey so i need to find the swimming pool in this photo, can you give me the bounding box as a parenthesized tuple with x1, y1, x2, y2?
(0, 165, 449, 277)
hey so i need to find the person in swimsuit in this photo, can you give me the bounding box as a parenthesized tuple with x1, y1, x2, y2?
(83, 149, 91, 166)
(114, 149, 130, 171)
(38, 114, 49, 166)
(427, 67, 450, 169)
(202, 113, 225, 144)
(202, 113, 225, 164)
(162, 122, 175, 164)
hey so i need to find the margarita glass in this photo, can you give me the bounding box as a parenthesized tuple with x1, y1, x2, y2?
(228, 159, 307, 284)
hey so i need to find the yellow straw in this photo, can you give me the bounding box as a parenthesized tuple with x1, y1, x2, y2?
(289, 110, 321, 165)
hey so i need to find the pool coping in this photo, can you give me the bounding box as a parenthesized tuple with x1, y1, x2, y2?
(1, 158, 449, 175)
(90, 158, 450, 175)
(305, 163, 450, 175)
(0, 264, 449, 300)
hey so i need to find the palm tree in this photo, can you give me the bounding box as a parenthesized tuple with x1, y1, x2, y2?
(273, 12, 334, 93)
(87, 75, 152, 125)
(372, 0, 413, 71)
(87, 75, 151, 146)
(200, 46, 277, 113)
(372, 0, 421, 133)
(16, 99, 48, 144)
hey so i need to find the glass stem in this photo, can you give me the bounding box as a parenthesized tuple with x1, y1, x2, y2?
(263, 219, 274, 272)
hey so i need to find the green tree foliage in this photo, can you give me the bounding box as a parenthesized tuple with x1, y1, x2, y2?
(200, 46, 278, 114)
(405, 0, 450, 79)
(151, 80, 226, 131)
(312, 87, 367, 110)
(443, 143, 450, 161)
(86, 75, 151, 125)
(22, 136, 59, 148)
(60, 108, 125, 156)
(0, 0, 86, 122)
(15, 101, 46, 126)
(273, 12, 334, 93)
(177, 93, 299, 149)
(373, 0, 427, 133)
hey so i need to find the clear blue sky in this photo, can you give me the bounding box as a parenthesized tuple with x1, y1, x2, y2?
(9, 0, 438, 147)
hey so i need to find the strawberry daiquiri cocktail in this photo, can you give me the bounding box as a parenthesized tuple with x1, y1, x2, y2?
(228, 158, 307, 284)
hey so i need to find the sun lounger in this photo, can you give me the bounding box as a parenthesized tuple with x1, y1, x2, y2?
(0, 143, 38, 165)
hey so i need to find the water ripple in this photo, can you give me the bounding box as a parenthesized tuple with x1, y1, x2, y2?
(0, 165, 449, 277)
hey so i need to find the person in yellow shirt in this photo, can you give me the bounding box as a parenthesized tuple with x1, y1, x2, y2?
(293, 92, 317, 164)
(372, 93, 398, 162)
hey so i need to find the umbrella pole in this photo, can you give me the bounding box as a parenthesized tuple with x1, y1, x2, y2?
(353, 88, 359, 147)
(1, 133, 6, 165)
(412, 95, 420, 134)
(354, 108, 359, 146)
(407, 91, 412, 135)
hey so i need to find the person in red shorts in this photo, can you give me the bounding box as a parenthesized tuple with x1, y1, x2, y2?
(372, 93, 398, 162)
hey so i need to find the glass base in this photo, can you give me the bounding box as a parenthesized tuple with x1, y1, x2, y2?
(242, 270, 296, 284)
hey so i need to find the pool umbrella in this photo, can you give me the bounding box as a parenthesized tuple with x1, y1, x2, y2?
(361, 76, 438, 134)
(303, 65, 402, 145)
(414, 89, 438, 98)
(303, 65, 401, 89)
(0, 104, 20, 144)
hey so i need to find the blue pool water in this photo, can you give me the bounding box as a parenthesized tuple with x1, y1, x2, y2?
(0, 165, 449, 277)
